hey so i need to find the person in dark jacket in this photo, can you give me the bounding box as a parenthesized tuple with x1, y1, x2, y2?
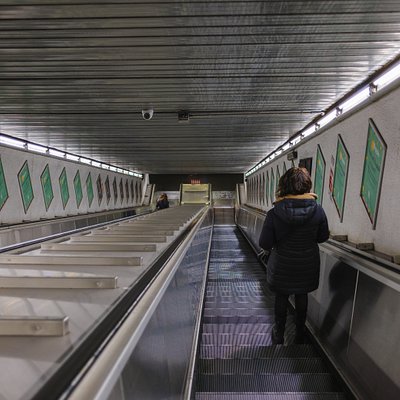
(259, 167, 329, 344)
(156, 193, 169, 210)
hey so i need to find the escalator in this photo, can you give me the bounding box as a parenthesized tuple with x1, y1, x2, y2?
(194, 211, 349, 399)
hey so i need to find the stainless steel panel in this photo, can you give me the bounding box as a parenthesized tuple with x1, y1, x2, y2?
(0, 254, 143, 267)
(347, 273, 400, 400)
(71, 234, 167, 243)
(0, 316, 69, 337)
(40, 242, 156, 252)
(107, 210, 212, 399)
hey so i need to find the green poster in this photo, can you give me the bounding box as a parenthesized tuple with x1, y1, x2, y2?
(59, 167, 69, 209)
(18, 161, 34, 213)
(40, 164, 54, 211)
(86, 173, 94, 207)
(314, 145, 326, 205)
(130, 181, 134, 201)
(105, 176, 111, 204)
(270, 168, 275, 204)
(332, 135, 350, 221)
(119, 179, 124, 203)
(360, 119, 387, 228)
(265, 171, 269, 206)
(283, 162, 287, 174)
(0, 157, 8, 211)
(276, 166, 280, 192)
(96, 175, 103, 205)
(125, 180, 129, 201)
(74, 170, 83, 208)
(113, 177, 118, 203)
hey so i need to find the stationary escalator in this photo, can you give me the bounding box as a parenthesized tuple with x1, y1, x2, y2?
(194, 219, 349, 399)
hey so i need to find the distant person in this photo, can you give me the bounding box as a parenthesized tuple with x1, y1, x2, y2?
(259, 167, 329, 344)
(156, 193, 169, 210)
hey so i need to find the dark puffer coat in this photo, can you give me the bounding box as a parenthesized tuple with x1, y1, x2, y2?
(259, 195, 329, 294)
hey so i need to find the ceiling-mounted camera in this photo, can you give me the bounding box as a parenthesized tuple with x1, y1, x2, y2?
(142, 109, 154, 120)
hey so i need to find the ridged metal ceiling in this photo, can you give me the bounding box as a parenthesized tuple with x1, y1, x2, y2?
(1, 1, 400, 174)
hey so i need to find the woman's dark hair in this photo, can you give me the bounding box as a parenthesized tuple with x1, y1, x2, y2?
(277, 167, 312, 197)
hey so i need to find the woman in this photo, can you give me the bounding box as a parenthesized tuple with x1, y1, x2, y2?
(156, 193, 169, 210)
(259, 167, 329, 344)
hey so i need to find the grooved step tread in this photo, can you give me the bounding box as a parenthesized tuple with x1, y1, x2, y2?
(198, 358, 329, 374)
(195, 392, 347, 400)
(196, 374, 339, 392)
(200, 344, 320, 360)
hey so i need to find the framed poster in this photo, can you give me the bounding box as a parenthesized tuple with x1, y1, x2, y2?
(314, 145, 326, 205)
(18, 161, 34, 213)
(269, 168, 275, 204)
(119, 178, 124, 203)
(73, 170, 83, 208)
(130, 181, 134, 202)
(105, 176, 111, 205)
(40, 164, 54, 211)
(59, 167, 70, 210)
(86, 172, 94, 207)
(112, 177, 118, 203)
(96, 174, 103, 205)
(299, 157, 313, 176)
(283, 162, 287, 174)
(136, 181, 140, 203)
(125, 180, 129, 202)
(0, 156, 9, 212)
(261, 173, 265, 205)
(265, 170, 269, 206)
(276, 165, 280, 192)
(360, 119, 387, 228)
(332, 135, 350, 222)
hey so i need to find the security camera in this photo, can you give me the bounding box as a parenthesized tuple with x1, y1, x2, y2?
(142, 109, 154, 120)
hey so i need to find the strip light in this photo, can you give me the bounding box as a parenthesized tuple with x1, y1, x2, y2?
(27, 143, 47, 154)
(246, 57, 400, 178)
(0, 135, 25, 148)
(374, 61, 400, 89)
(0, 134, 143, 178)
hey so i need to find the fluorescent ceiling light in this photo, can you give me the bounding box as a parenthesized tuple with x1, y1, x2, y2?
(302, 126, 315, 138)
(109, 166, 117, 172)
(66, 154, 79, 161)
(318, 110, 336, 128)
(92, 161, 101, 168)
(374, 62, 400, 89)
(339, 87, 370, 113)
(48, 149, 65, 158)
(27, 143, 47, 153)
(80, 158, 91, 164)
(0, 135, 26, 148)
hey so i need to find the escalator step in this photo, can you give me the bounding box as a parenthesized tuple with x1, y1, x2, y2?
(201, 333, 272, 346)
(203, 308, 274, 319)
(195, 392, 347, 400)
(196, 373, 339, 392)
(198, 358, 329, 374)
(202, 323, 272, 334)
(200, 344, 319, 360)
(203, 315, 274, 325)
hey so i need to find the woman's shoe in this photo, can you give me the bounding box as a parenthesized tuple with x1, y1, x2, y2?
(271, 324, 284, 345)
(294, 327, 305, 344)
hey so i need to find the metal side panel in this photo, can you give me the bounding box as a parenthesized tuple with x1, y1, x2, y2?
(0, 316, 69, 336)
(347, 272, 400, 400)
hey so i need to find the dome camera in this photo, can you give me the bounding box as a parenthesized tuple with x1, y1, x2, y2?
(142, 109, 154, 120)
